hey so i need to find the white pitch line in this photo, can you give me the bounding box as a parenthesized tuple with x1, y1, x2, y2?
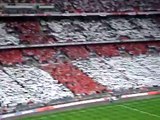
(122, 99, 160, 107)
(119, 105, 160, 118)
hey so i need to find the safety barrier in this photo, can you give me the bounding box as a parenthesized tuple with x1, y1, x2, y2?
(1, 91, 159, 119)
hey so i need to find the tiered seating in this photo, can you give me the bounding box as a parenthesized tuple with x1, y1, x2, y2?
(147, 42, 160, 53)
(0, 17, 159, 46)
(0, 1, 159, 116)
(0, 66, 74, 114)
(0, 0, 56, 4)
(0, 50, 23, 65)
(47, 17, 160, 43)
(73, 55, 160, 91)
(1, 0, 31, 3)
(60, 46, 90, 60)
(0, 42, 159, 66)
(6, 21, 40, 34)
(36, 0, 57, 4)
(6, 20, 56, 45)
(119, 43, 148, 55)
(88, 44, 120, 57)
(1, 0, 160, 13)
(19, 34, 55, 44)
(0, 42, 159, 114)
(98, 0, 160, 12)
(88, 42, 160, 56)
(42, 63, 106, 95)
(0, 22, 19, 46)
(63, 0, 103, 13)
(23, 48, 56, 63)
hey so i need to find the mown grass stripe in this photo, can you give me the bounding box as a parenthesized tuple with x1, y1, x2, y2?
(119, 105, 160, 118)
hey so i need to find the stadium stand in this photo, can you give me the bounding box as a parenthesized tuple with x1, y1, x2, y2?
(0, 42, 160, 66)
(6, 20, 41, 34)
(0, 50, 23, 65)
(60, 46, 90, 60)
(42, 63, 106, 95)
(0, 42, 160, 114)
(47, 17, 160, 42)
(0, 22, 19, 46)
(0, 0, 160, 13)
(23, 48, 56, 63)
(0, 16, 159, 47)
(0, 0, 160, 118)
(88, 44, 120, 57)
(0, 66, 74, 114)
(73, 55, 160, 91)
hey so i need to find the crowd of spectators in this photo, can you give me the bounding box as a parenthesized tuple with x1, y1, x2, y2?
(47, 17, 160, 43)
(0, 0, 160, 115)
(0, 43, 160, 114)
(0, 16, 160, 46)
(0, 0, 160, 13)
(73, 55, 160, 91)
(0, 66, 74, 114)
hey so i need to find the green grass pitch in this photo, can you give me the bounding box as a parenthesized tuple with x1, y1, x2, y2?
(21, 97, 160, 120)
